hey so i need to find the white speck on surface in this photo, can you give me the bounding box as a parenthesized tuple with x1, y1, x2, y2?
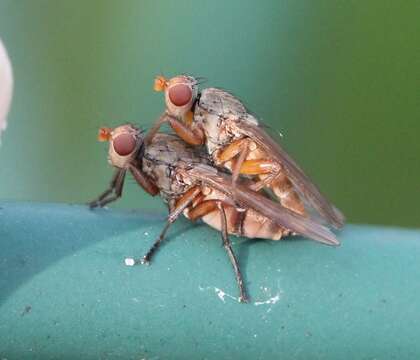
(215, 287, 227, 302)
(254, 294, 281, 306)
(124, 258, 135, 266)
(198, 286, 238, 303)
(214, 287, 238, 302)
(144, 232, 149, 236)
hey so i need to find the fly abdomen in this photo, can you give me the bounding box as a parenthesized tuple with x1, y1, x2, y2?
(268, 172, 305, 216)
(184, 188, 290, 241)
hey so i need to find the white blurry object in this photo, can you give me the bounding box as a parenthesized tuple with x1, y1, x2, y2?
(124, 258, 135, 266)
(0, 38, 13, 140)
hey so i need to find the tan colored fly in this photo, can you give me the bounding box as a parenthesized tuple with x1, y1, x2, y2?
(89, 124, 339, 302)
(149, 75, 344, 229)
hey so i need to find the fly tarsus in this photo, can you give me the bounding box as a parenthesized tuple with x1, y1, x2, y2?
(141, 221, 171, 264)
(88, 194, 119, 209)
(88, 169, 126, 209)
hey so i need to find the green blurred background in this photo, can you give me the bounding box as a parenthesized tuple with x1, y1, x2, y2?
(0, 0, 418, 227)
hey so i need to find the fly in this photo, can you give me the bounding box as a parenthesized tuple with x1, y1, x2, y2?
(149, 75, 345, 229)
(89, 124, 339, 303)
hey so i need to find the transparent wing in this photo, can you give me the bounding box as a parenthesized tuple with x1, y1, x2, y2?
(237, 121, 345, 229)
(186, 164, 340, 246)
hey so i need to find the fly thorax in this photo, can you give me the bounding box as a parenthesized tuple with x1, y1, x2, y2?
(215, 116, 243, 148)
(224, 115, 243, 137)
(142, 133, 208, 197)
(200, 115, 236, 157)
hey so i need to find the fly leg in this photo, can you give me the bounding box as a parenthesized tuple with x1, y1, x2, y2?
(217, 202, 248, 303)
(248, 174, 276, 192)
(217, 139, 297, 212)
(88, 169, 126, 208)
(231, 141, 250, 185)
(129, 164, 159, 196)
(241, 161, 305, 215)
(217, 142, 303, 212)
(142, 186, 201, 263)
(216, 138, 255, 185)
(144, 111, 205, 146)
(143, 112, 169, 145)
(187, 197, 248, 303)
(217, 138, 249, 164)
(239, 160, 279, 192)
(216, 138, 279, 186)
(138, 221, 171, 265)
(125, 186, 202, 266)
(166, 115, 205, 146)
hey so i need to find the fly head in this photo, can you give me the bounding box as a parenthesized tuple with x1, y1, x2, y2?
(98, 124, 145, 169)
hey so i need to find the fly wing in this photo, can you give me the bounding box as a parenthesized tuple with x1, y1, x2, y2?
(185, 164, 339, 246)
(237, 120, 345, 229)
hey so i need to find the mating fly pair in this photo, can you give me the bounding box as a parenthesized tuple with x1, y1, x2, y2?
(89, 75, 344, 302)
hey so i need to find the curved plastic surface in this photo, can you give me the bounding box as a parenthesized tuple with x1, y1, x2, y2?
(0, 202, 419, 359)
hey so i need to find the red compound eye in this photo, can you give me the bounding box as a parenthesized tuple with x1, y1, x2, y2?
(168, 83, 192, 106)
(113, 133, 136, 156)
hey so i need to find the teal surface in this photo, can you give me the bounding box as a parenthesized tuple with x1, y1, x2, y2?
(1, 202, 419, 359)
(0, 1, 419, 227)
